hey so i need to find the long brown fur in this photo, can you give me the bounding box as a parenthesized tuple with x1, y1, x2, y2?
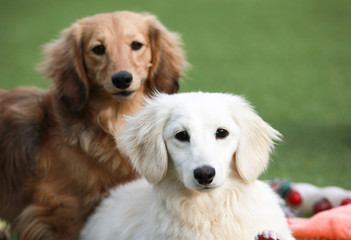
(0, 11, 187, 240)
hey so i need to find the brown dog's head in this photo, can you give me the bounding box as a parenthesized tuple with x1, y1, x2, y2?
(39, 11, 187, 112)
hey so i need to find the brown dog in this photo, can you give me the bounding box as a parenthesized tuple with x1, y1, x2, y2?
(0, 11, 187, 240)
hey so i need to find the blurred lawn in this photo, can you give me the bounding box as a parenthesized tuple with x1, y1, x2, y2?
(0, 0, 350, 190)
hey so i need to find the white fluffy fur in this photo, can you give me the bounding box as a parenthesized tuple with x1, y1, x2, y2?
(80, 92, 295, 240)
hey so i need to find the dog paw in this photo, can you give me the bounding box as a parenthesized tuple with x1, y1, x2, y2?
(255, 230, 283, 240)
(0, 231, 10, 240)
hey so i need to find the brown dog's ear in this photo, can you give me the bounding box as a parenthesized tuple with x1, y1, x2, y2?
(231, 96, 282, 183)
(117, 94, 171, 184)
(39, 23, 89, 112)
(146, 15, 188, 94)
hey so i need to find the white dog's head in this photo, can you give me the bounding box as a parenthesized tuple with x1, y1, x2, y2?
(118, 92, 281, 191)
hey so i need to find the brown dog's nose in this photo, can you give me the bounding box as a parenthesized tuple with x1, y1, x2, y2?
(193, 166, 216, 185)
(112, 71, 133, 89)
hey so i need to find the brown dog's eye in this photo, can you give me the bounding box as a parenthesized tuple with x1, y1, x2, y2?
(175, 131, 190, 142)
(131, 41, 143, 51)
(92, 45, 106, 55)
(216, 128, 229, 139)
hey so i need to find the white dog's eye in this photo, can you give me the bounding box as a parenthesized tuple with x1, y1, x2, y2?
(216, 128, 229, 139)
(175, 131, 190, 142)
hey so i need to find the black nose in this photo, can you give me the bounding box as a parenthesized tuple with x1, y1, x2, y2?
(193, 166, 216, 185)
(111, 71, 133, 89)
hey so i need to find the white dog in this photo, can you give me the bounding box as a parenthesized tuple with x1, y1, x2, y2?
(80, 92, 295, 240)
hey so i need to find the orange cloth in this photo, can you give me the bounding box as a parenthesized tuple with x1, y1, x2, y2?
(288, 205, 351, 240)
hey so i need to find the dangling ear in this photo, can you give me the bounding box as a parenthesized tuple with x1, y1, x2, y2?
(39, 23, 89, 112)
(146, 14, 188, 94)
(231, 96, 281, 183)
(117, 94, 171, 183)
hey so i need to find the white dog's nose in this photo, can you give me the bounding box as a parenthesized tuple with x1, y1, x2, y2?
(193, 166, 215, 185)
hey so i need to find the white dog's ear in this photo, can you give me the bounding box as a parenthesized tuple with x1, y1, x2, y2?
(117, 96, 171, 184)
(231, 96, 281, 183)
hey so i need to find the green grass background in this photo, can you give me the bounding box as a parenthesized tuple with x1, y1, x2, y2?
(0, 0, 350, 192)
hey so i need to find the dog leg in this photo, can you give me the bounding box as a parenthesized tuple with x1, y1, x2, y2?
(255, 230, 283, 240)
(15, 201, 83, 240)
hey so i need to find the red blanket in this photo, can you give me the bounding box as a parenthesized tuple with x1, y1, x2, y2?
(288, 205, 351, 240)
